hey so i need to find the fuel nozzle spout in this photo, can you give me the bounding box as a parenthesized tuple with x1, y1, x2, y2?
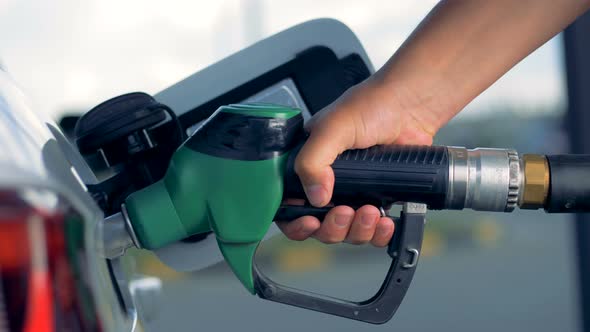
(96, 206, 141, 259)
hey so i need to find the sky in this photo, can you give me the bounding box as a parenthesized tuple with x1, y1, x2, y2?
(0, 0, 567, 120)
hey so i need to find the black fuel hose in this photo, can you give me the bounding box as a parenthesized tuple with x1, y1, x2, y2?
(546, 155, 590, 213)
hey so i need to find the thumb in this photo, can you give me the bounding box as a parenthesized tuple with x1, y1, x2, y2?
(294, 116, 353, 207)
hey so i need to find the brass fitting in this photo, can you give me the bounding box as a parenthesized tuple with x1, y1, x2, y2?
(520, 154, 550, 209)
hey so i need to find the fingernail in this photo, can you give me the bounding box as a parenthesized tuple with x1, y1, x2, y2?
(305, 185, 326, 206)
(361, 214, 378, 227)
(334, 214, 350, 228)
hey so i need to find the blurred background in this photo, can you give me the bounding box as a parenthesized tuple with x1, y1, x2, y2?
(0, 1, 579, 331)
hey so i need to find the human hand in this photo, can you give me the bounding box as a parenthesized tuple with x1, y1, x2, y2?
(280, 0, 590, 246)
(277, 76, 438, 247)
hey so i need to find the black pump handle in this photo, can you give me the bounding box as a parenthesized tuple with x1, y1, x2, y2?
(282, 144, 450, 209)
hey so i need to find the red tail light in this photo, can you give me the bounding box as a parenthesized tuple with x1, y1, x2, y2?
(0, 189, 102, 332)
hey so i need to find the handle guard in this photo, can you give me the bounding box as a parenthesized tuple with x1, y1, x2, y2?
(259, 203, 426, 324)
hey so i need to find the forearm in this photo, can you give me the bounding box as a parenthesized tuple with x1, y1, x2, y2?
(374, 0, 590, 134)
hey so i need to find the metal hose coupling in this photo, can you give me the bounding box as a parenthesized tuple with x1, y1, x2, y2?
(446, 147, 522, 212)
(519, 154, 550, 209)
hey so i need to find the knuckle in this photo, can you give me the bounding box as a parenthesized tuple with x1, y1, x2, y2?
(294, 158, 314, 178)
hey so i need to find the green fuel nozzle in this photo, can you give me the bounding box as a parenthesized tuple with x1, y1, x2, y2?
(115, 102, 429, 324)
(125, 103, 303, 293)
